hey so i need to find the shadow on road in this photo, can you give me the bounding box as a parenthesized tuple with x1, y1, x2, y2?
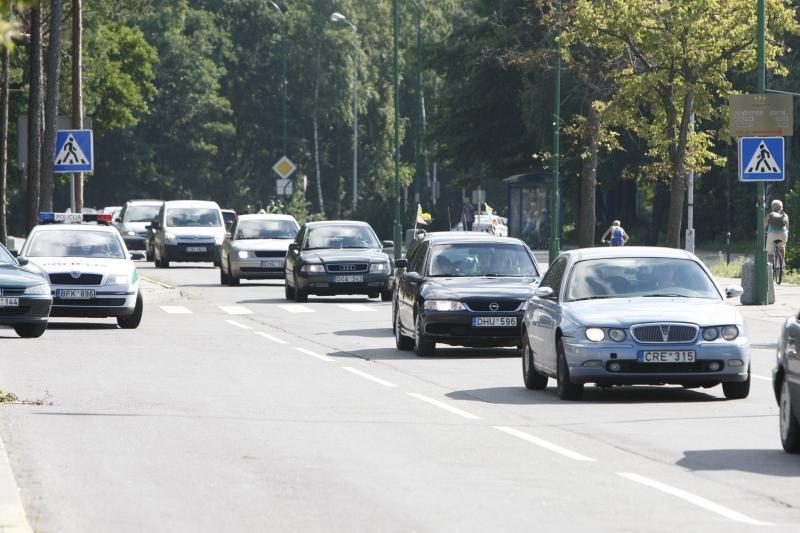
(325, 346, 520, 361)
(446, 385, 721, 406)
(334, 328, 394, 338)
(45, 322, 119, 330)
(677, 449, 800, 477)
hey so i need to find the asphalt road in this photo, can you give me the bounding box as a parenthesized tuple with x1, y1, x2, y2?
(1, 262, 799, 532)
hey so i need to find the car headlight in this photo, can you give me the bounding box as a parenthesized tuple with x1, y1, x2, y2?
(24, 283, 50, 295)
(424, 300, 466, 312)
(125, 231, 137, 236)
(721, 325, 739, 341)
(164, 231, 177, 243)
(702, 327, 719, 341)
(608, 328, 626, 342)
(237, 250, 250, 259)
(107, 274, 130, 285)
(214, 235, 224, 245)
(585, 327, 605, 342)
(370, 261, 390, 273)
(301, 264, 325, 273)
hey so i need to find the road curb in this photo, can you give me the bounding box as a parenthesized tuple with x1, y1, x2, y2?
(0, 434, 33, 533)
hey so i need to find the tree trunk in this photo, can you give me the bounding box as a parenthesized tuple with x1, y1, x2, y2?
(72, 0, 83, 211)
(578, 100, 599, 247)
(0, 43, 8, 245)
(39, 0, 64, 212)
(312, 47, 323, 216)
(26, 2, 43, 232)
(665, 91, 694, 248)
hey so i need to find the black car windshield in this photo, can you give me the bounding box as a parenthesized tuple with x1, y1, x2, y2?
(166, 208, 221, 227)
(26, 230, 126, 259)
(125, 205, 161, 222)
(237, 219, 299, 240)
(428, 243, 538, 277)
(304, 225, 380, 249)
(566, 257, 720, 301)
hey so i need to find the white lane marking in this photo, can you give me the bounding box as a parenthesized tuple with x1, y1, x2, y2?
(494, 426, 596, 462)
(294, 347, 335, 362)
(342, 367, 397, 387)
(752, 374, 771, 382)
(219, 305, 253, 315)
(407, 393, 481, 420)
(0, 435, 33, 533)
(617, 472, 774, 526)
(160, 305, 191, 314)
(279, 304, 315, 314)
(337, 304, 375, 312)
(255, 332, 288, 345)
(225, 319, 252, 330)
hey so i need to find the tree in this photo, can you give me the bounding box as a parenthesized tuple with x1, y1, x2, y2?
(25, 1, 42, 232)
(38, 0, 63, 212)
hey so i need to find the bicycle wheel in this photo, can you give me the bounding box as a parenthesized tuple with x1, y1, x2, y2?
(776, 249, 784, 285)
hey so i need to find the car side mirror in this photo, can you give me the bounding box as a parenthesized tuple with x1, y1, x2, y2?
(382, 240, 394, 249)
(395, 259, 408, 269)
(114, 217, 122, 223)
(130, 251, 145, 260)
(144, 225, 151, 231)
(9, 249, 19, 257)
(534, 286, 555, 299)
(725, 285, 744, 299)
(225, 232, 232, 240)
(288, 242, 299, 252)
(16, 255, 28, 266)
(403, 271, 423, 283)
(151, 220, 161, 230)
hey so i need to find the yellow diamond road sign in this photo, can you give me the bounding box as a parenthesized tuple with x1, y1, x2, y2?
(272, 156, 296, 179)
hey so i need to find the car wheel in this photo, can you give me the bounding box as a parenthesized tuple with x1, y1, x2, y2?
(556, 340, 583, 400)
(368, 292, 379, 299)
(220, 261, 229, 284)
(779, 378, 800, 453)
(14, 323, 47, 338)
(381, 290, 392, 302)
(394, 306, 414, 351)
(294, 274, 308, 303)
(227, 260, 240, 286)
(522, 332, 548, 390)
(117, 292, 143, 329)
(414, 313, 435, 357)
(721, 365, 750, 400)
(284, 277, 295, 300)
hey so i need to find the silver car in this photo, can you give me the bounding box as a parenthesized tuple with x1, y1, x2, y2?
(774, 316, 800, 453)
(219, 214, 299, 285)
(521, 247, 749, 400)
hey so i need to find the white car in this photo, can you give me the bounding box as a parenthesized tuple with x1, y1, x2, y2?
(19, 212, 144, 328)
(219, 213, 299, 285)
(473, 214, 508, 236)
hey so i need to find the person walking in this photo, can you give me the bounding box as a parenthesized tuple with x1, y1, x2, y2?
(600, 220, 629, 246)
(462, 199, 475, 231)
(765, 199, 789, 263)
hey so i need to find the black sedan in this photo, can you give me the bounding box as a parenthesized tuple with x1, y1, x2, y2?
(775, 314, 800, 453)
(393, 232, 541, 357)
(284, 220, 394, 302)
(0, 242, 52, 338)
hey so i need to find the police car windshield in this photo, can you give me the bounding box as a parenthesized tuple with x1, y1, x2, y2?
(26, 230, 126, 259)
(236, 219, 298, 240)
(125, 205, 161, 222)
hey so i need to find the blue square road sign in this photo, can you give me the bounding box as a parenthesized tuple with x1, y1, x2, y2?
(54, 129, 93, 173)
(739, 136, 784, 182)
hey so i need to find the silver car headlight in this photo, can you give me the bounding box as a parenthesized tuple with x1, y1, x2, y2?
(237, 250, 251, 259)
(721, 325, 739, 341)
(164, 231, 177, 244)
(214, 235, 224, 245)
(608, 328, 626, 342)
(301, 264, 325, 273)
(107, 274, 130, 285)
(370, 261, 390, 273)
(702, 327, 719, 341)
(585, 328, 605, 342)
(424, 300, 466, 312)
(24, 283, 50, 295)
(125, 230, 137, 236)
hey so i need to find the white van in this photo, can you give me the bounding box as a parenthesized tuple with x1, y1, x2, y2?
(149, 200, 225, 267)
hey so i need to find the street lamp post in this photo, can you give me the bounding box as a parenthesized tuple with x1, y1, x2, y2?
(330, 12, 359, 213)
(267, 1, 287, 157)
(393, 0, 401, 260)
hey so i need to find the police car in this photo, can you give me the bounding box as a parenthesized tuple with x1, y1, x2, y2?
(18, 212, 144, 328)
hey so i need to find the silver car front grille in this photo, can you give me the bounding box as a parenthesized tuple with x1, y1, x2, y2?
(631, 324, 698, 343)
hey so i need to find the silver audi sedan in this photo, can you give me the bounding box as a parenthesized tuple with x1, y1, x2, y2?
(219, 213, 299, 285)
(522, 247, 750, 400)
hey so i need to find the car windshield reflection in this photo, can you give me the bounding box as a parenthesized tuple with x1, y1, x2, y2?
(236, 220, 298, 240)
(566, 258, 720, 301)
(428, 243, 538, 278)
(304, 225, 380, 250)
(25, 230, 126, 259)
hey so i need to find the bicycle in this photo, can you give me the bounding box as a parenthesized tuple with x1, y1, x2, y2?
(772, 238, 784, 285)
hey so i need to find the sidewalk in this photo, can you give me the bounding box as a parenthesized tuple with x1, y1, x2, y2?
(716, 275, 800, 320)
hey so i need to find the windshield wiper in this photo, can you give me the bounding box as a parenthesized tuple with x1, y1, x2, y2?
(570, 295, 615, 301)
(641, 293, 691, 298)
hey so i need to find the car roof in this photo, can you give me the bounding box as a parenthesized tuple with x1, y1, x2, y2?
(563, 246, 697, 261)
(31, 223, 119, 233)
(164, 200, 220, 208)
(423, 232, 522, 245)
(304, 220, 371, 227)
(237, 213, 297, 222)
(125, 199, 163, 206)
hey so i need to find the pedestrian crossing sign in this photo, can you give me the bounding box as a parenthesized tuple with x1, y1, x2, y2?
(54, 129, 94, 173)
(739, 136, 784, 182)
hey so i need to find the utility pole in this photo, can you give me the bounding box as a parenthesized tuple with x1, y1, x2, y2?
(414, 4, 422, 204)
(549, 0, 562, 264)
(40, 0, 64, 212)
(72, 0, 83, 212)
(685, 113, 695, 254)
(0, 16, 8, 246)
(26, 2, 43, 233)
(392, 0, 401, 260)
(755, 0, 768, 304)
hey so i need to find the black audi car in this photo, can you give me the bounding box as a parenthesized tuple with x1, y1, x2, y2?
(393, 232, 541, 357)
(284, 220, 394, 302)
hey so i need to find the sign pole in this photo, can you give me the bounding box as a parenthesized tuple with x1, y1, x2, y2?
(755, 0, 767, 304)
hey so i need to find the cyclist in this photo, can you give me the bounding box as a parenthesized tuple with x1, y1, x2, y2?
(600, 220, 629, 246)
(765, 199, 789, 264)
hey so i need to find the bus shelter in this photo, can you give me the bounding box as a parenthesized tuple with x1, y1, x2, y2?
(504, 172, 561, 250)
